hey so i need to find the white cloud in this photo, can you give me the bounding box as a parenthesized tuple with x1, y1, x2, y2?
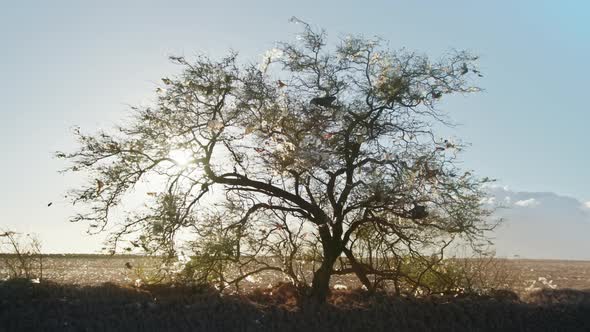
(583, 201, 590, 209)
(483, 183, 510, 191)
(514, 198, 540, 207)
(480, 197, 496, 205)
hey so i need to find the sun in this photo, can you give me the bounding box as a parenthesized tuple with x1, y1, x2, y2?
(168, 148, 193, 167)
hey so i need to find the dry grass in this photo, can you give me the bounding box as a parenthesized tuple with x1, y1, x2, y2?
(2, 255, 590, 331)
(1, 278, 590, 331)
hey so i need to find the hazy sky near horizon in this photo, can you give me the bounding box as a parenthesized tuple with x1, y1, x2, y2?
(0, 1, 589, 253)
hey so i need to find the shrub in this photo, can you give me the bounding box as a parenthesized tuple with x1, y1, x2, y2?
(0, 230, 43, 281)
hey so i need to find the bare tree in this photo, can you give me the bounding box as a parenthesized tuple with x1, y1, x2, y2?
(58, 19, 495, 302)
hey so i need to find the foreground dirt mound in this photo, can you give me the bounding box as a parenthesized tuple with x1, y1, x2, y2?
(1, 279, 590, 331)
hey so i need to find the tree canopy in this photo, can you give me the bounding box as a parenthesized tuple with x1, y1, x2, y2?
(58, 19, 495, 302)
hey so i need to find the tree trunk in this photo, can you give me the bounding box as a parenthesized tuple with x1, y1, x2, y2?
(310, 225, 340, 303)
(342, 248, 373, 292)
(310, 259, 334, 303)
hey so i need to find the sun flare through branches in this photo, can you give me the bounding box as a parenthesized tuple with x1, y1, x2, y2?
(168, 148, 194, 167)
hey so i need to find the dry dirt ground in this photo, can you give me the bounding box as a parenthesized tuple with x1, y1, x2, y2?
(5, 255, 589, 292)
(508, 259, 590, 291)
(2, 256, 590, 331)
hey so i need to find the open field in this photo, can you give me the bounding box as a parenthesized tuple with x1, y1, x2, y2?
(3, 254, 590, 293)
(2, 255, 590, 331)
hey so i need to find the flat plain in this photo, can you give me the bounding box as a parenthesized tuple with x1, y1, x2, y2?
(3, 254, 590, 293)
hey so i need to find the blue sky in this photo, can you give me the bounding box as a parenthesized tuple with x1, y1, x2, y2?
(0, 1, 588, 253)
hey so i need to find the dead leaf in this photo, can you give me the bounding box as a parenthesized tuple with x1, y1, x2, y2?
(96, 180, 104, 194)
(244, 125, 255, 135)
(207, 120, 223, 131)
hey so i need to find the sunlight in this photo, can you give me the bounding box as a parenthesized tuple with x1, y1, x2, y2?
(168, 148, 193, 167)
